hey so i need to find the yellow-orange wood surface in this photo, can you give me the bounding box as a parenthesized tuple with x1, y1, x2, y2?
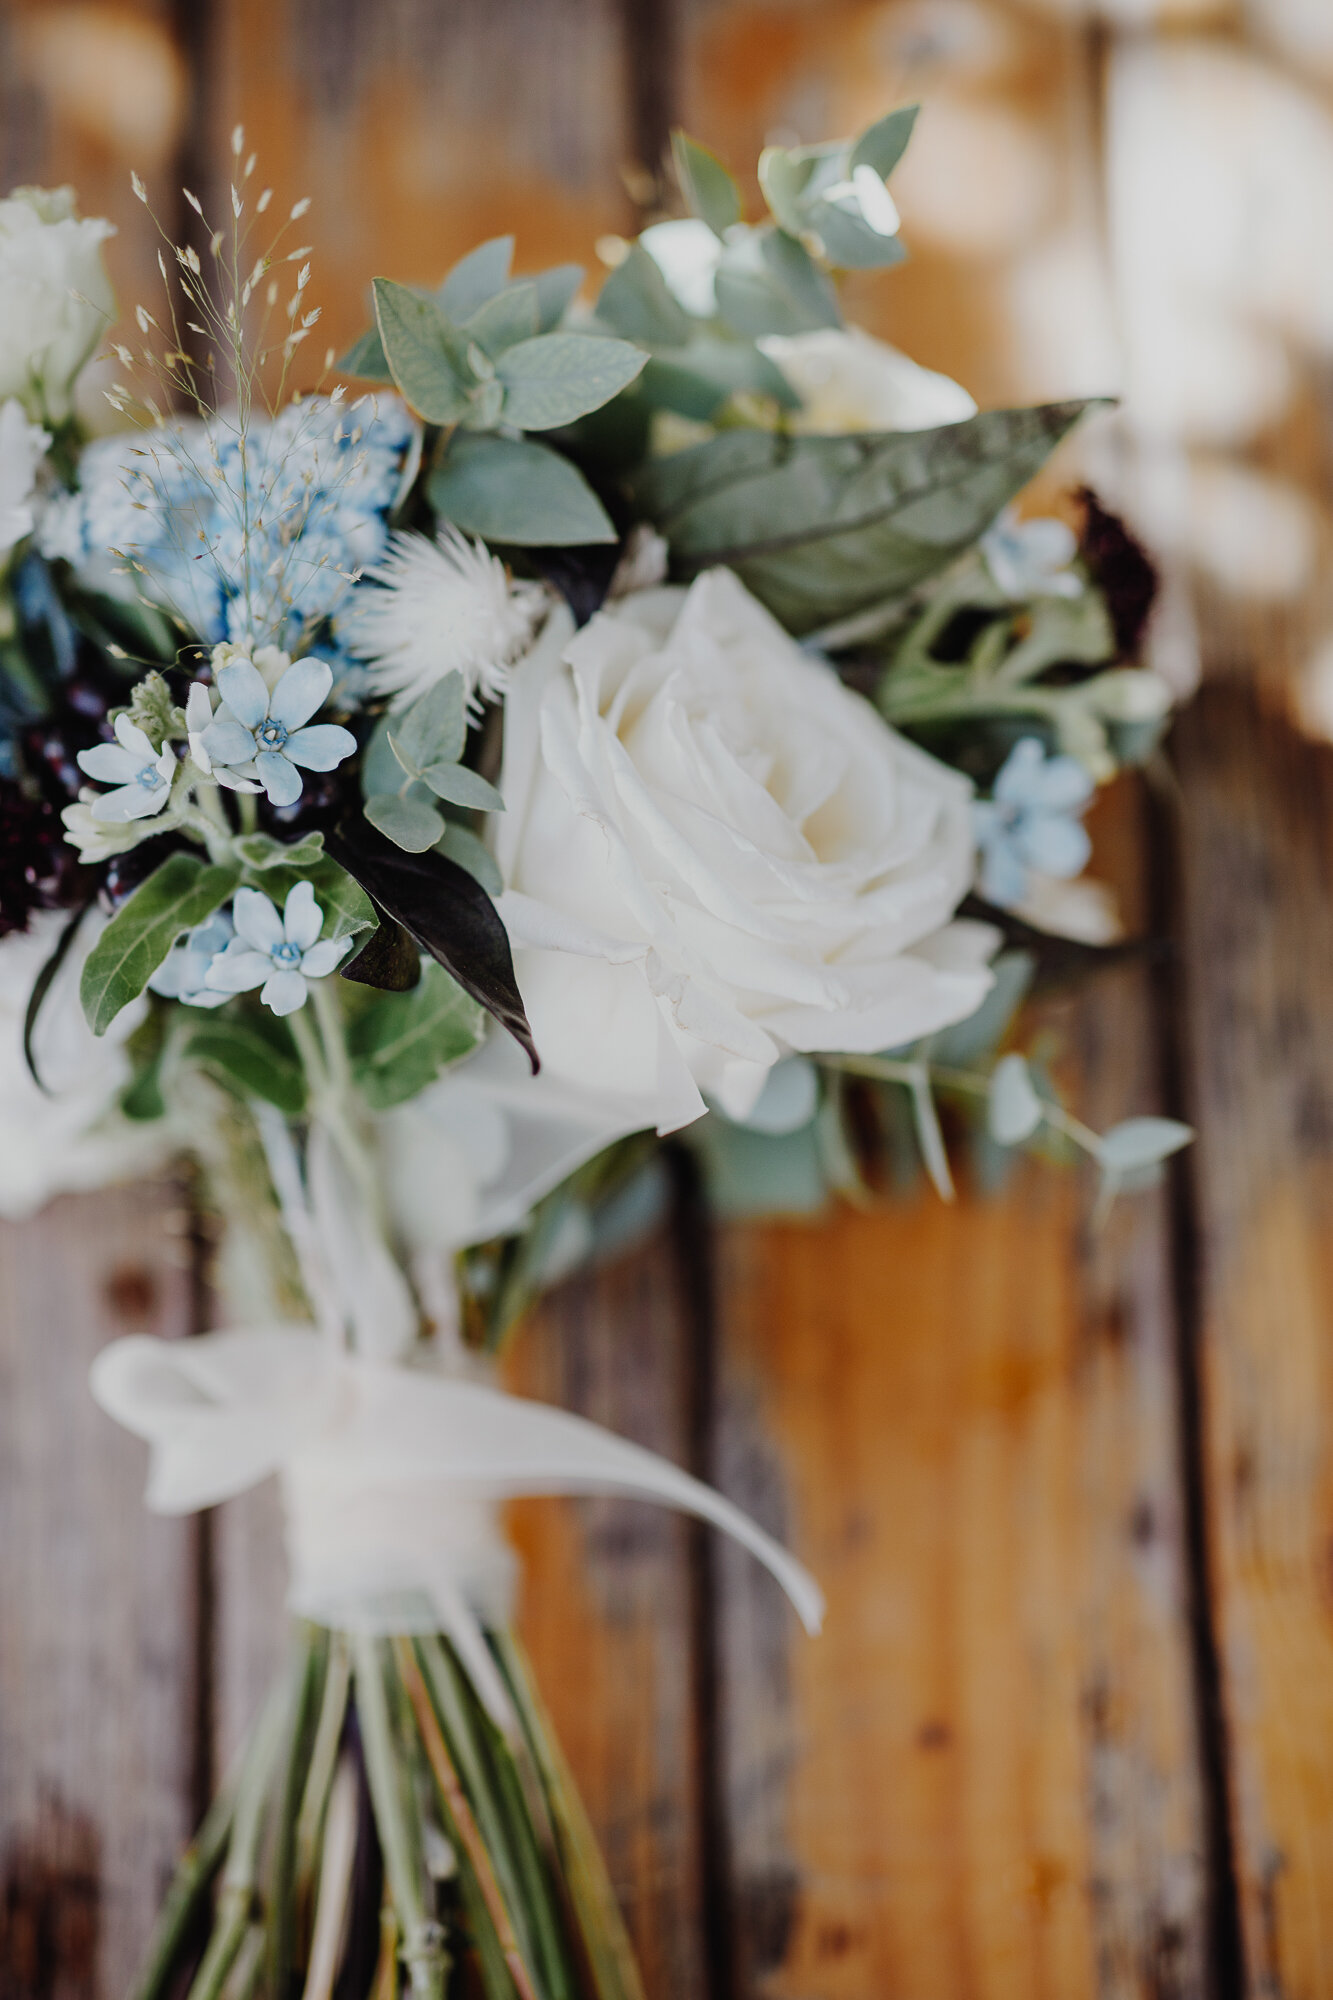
(4, 3, 1333, 1998)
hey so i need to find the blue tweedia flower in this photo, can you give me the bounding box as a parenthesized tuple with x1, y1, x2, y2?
(75, 712, 178, 822)
(981, 508, 1082, 602)
(973, 737, 1094, 909)
(190, 654, 356, 807)
(40, 396, 414, 653)
(204, 882, 352, 1016)
(148, 910, 235, 1008)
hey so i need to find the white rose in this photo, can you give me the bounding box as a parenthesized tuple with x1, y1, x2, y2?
(497, 570, 997, 1132)
(759, 327, 977, 433)
(0, 397, 51, 559)
(0, 910, 167, 1218)
(0, 187, 116, 423)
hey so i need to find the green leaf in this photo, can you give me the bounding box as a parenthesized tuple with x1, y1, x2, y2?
(987, 1053, 1043, 1146)
(387, 673, 467, 777)
(256, 858, 378, 943)
(364, 793, 447, 852)
(756, 148, 815, 240)
(534, 263, 584, 332)
(427, 431, 616, 546)
(120, 1009, 168, 1121)
(421, 763, 504, 812)
(183, 1017, 306, 1115)
(638, 336, 799, 421)
(596, 246, 692, 349)
(81, 853, 241, 1036)
(339, 327, 392, 381)
(348, 961, 484, 1110)
(715, 226, 841, 338)
(438, 237, 515, 321)
(1098, 1117, 1193, 1174)
(636, 400, 1104, 634)
(813, 202, 906, 271)
(465, 281, 539, 357)
(435, 821, 502, 897)
(496, 332, 647, 431)
(672, 130, 742, 238)
(372, 279, 473, 425)
(234, 830, 326, 872)
(851, 105, 919, 181)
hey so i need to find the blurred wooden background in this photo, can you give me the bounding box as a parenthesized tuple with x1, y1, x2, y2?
(5, 1, 1333, 1995)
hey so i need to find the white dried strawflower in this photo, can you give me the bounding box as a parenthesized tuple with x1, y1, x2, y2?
(342, 526, 548, 711)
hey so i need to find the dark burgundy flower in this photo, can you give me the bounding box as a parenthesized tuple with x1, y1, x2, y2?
(0, 780, 92, 937)
(1077, 488, 1158, 659)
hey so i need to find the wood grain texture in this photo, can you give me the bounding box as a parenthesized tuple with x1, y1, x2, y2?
(1172, 678, 1333, 1996)
(0, 1182, 200, 2000)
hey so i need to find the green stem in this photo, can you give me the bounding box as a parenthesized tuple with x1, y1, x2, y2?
(296, 1635, 352, 1902)
(184, 1672, 291, 2000)
(353, 1634, 449, 2000)
(829, 1054, 1104, 1160)
(265, 1626, 327, 2000)
(128, 1787, 236, 2000)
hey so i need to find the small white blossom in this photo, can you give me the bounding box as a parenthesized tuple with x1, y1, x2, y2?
(343, 526, 547, 711)
(76, 713, 178, 823)
(205, 882, 352, 1015)
(981, 509, 1083, 602)
(192, 652, 355, 806)
(60, 793, 147, 862)
(0, 398, 51, 560)
(149, 911, 235, 1008)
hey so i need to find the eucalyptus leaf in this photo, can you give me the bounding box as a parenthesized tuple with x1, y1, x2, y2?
(534, 263, 584, 332)
(672, 130, 741, 238)
(328, 821, 535, 1066)
(364, 792, 446, 852)
(1098, 1117, 1193, 1173)
(496, 332, 647, 432)
(438, 236, 514, 321)
(715, 226, 841, 338)
(183, 1017, 306, 1115)
(851, 105, 919, 181)
(987, 1053, 1043, 1146)
(81, 853, 241, 1036)
(372, 279, 473, 425)
(596, 245, 692, 349)
(636, 400, 1103, 633)
(427, 431, 616, 546)
(420, 763, 504, 812)
(435, 821, 503, 897)
(348, 962, 484, 1110)
(813, 203, 906, 271)
(388, 673, 467, 776)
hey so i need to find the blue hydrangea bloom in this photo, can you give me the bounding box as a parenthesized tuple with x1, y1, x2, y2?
(973, 736, 1094, 908)
(40, 396, 413, 654)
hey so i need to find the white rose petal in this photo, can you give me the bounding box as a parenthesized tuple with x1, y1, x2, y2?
(0, 186, 116, 423)
(0, 397, 51, 559)
(499, 571, 995, 1133)
(759, 327, 977, 435)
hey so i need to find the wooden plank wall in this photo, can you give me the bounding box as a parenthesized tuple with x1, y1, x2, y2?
(3, 3, 1332, 1997)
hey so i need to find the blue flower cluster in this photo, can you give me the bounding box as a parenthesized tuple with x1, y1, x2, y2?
(40, 395, 413, 654)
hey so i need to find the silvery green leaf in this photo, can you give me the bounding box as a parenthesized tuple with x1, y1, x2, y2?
(422, 762, 504, 812)
(435, 820, 503, 896)
(427, 430, 616, 545)
(635, 400, 1103, 634)
(757, 147, 816, 238)
(715, 226, 841, 338)
(812, 202, 907, 270)
(361, 713, 407, 798)
(928, 952, 1034, 1067)
(184, 1017, 306, 1115)
(349, 962, 484, 1110)
(639, 336, 799, 420)
(691, 1114, 828, 1219)
(1098, 1117, 1193, 1173)
(672, 130, 741, 237)
(81, 853, 242, 1035)
(596, 243, 693, 349)
(438, 236, 514, 321)
(465, 280, 539, 356)
(987, 1053, 1043, 1146)
(388, 672, 467, 776)
(535, 263, 584, 331)
(339, 327, 392, 381)
(496, 331, 647, 431)
(234, 830, 325, 872)
(372, 279, 473, 424)
(850, 105, 919, 181)
(364, 792, 447, 852)
(463, 377, 505, 429)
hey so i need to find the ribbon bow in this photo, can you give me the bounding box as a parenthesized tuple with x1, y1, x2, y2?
(91, 1328, 824, 1658)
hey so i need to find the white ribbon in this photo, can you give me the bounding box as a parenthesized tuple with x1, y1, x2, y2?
(91, 1328, 825, 1665)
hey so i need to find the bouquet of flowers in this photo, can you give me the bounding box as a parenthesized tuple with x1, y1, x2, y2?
(0, 109, 1189, 1999)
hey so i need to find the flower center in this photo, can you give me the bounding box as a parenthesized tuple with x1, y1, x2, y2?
(137, 764, 166, 790)
(257, 718, 289, 751)
(271, 940, 302, 967)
